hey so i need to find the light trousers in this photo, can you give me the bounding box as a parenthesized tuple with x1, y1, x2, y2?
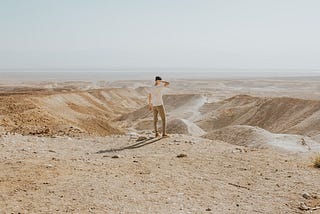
(153, 105, 166, 135)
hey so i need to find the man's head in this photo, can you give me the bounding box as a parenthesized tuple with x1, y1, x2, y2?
(155, 76, 162, 85)
(155, 76, 162, 81)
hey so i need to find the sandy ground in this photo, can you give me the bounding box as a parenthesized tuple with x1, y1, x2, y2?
(1, 76, 320, 213)
(1, 134, 320, 214)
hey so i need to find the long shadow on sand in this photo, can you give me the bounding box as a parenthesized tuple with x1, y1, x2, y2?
(96, 137, 163, 154)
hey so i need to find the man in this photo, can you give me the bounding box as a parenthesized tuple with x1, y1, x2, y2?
(148, 76, 170, 138)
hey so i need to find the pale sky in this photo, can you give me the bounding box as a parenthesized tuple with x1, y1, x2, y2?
(0, 0, 319, 70)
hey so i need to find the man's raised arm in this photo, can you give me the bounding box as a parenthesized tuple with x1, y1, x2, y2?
(161, 80, 170, 87)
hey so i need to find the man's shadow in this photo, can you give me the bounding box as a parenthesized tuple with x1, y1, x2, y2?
(96, 137, 163, 154)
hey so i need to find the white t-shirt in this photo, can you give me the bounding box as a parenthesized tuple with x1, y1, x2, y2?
(150, 85, 167, 106)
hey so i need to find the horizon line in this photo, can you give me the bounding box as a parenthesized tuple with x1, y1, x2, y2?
(1, 67, 320, 72)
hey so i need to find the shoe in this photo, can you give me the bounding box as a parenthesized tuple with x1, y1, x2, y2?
(162, 134, 170, 138)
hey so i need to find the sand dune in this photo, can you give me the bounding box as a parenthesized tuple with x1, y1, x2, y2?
(198, 95, 320, 137)
(3, 89, 319, 145)
(117, 93, 320, 145)
(0, 88, 146, 136)
(205, 125, 320, 153)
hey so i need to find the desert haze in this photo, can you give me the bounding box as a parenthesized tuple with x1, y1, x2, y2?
(1, 72, 320, 213)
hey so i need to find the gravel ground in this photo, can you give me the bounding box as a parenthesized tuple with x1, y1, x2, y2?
(1, 134, 319, 213)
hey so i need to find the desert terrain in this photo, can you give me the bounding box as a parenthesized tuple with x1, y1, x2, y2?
(1, 73, 320, 213)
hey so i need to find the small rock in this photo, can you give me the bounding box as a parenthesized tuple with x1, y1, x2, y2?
(298, 202, 310, 210)
(302, 192, 312, 199)
(232, 148, 245, 153)
(111, 155, 120, 159)
(176, 154, 187, 158)
(184, 140, 193, 144)
(205, 208, 212, 211)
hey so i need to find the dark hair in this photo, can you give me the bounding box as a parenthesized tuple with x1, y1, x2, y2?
(155, 76, 162, 81)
